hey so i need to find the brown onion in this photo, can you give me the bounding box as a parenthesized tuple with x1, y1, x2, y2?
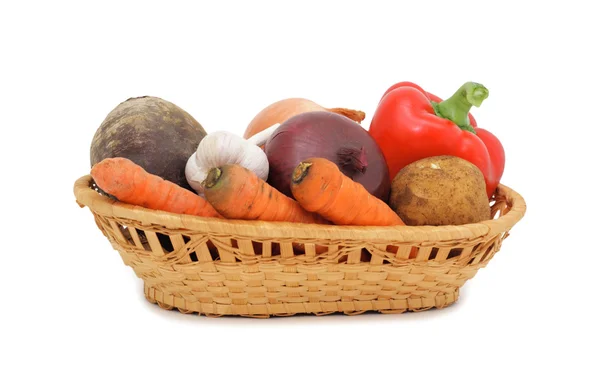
(243, 98, 365, 139)
(265, 111, 390, 201)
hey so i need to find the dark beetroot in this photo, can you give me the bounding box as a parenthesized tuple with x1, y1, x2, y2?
(265, 111, 390, 201)
(90, 96, 206, 191)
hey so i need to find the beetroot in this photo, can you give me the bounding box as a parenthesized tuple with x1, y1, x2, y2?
(90, 96, 206, 191)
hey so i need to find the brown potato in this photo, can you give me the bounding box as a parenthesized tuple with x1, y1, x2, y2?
(389, 156, 490, 226)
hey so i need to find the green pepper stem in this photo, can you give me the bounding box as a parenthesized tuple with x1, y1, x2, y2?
(431, 82, 488, 134)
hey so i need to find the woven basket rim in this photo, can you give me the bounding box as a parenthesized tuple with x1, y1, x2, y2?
(73, 175, 526, 243)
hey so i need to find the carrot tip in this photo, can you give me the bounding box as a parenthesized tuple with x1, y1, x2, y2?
(292, 162, 312, 184)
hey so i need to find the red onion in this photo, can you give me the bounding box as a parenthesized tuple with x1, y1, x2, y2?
(265, 111, 390, 201)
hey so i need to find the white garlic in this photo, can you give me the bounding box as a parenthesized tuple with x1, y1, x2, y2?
(185, 124, 279, 195)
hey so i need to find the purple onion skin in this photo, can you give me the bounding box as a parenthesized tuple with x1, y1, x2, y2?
(265, 111, 391, 201)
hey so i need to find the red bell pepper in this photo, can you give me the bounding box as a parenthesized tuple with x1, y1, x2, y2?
(369, 81, 505, 198)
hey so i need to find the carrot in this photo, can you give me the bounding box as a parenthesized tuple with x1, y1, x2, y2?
(91, 157, 221, 218)
(290, 158, 405, 226)
(202, 164, 329, 224)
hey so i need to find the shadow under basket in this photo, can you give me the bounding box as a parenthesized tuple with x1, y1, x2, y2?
(74, 175, 526, 318)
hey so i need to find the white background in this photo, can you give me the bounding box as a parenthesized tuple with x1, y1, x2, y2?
(1, 1, 598, 375)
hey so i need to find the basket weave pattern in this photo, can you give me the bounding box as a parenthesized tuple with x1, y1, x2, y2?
(74, 176, 525, 318)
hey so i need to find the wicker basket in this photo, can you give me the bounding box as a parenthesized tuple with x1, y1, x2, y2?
(74, 175, 526, 318)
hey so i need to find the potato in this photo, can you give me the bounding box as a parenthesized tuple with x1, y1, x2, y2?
(389, 155, 490, 226)
(90, 96, 206, 191)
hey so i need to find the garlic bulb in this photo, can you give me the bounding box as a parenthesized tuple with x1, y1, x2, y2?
(185, 124, 279, 195)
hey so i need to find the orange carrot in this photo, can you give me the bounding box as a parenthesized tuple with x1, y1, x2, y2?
(202, 164, 329, 224)
(290, 158, 405, 226)
(91, 157, 221, 218)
